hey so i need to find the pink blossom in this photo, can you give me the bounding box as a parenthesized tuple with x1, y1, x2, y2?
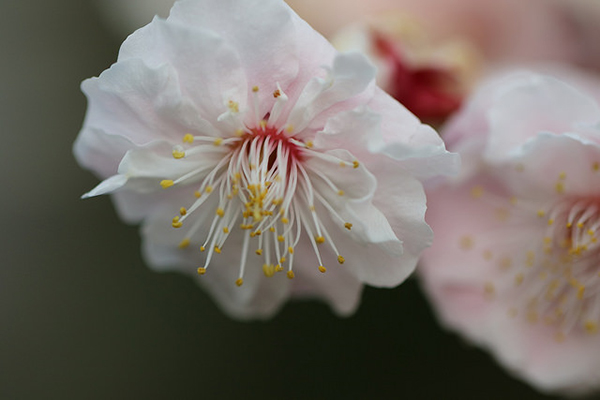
(420, 69, 600, 394)
(74, 0, 457, 319)
(331, 15, 478, 125)
(286, 0, 600, 70)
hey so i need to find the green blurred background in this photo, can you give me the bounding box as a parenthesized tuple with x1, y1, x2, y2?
(0, 1, 570, 398)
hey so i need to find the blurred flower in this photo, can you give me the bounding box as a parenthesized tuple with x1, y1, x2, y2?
(420, 70, 600, 394)
(286, 0, 600, 71)
(333, 14, 479, 125)
(75, 0, 458, 319)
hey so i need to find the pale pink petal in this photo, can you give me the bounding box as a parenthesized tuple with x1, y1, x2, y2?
(118, 18, 248, 125)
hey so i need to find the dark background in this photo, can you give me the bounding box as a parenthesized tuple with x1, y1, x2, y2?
(0, 1, 572, 398)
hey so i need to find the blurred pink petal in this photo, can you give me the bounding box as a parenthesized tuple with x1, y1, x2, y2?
(420, 69, 600, 395)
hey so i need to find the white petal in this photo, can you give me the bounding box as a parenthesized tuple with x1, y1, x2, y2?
(118, 17, 248, 126)
(366, 89, 460, 179)
(167, 0, 301, 114)
(286, 52, 376, 132)
(73, 127, 134, 178)
(81, 59, 219, 145)
(305, 148, 402, 255)
(82, 174, 129, 198)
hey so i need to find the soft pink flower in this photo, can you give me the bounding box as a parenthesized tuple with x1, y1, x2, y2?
(332, 15, 479, 125)
(74, 0, 457, 319)
(420, 69, 600, 394)
(286, 0, 600, 70)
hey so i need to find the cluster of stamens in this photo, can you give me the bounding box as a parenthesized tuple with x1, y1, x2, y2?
(159, 86, 359, 286)
(463, 167, 600, 340)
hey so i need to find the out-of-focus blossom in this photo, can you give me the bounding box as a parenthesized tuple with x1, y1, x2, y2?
(286, 0, 600, 71)
(333, 14, 479, 125)
(420, 70, 600, 395)
(75, 0, 458, 319)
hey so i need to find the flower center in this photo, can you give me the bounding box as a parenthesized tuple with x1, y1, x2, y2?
(159, 87, 356, 286)
(465, 182, 600, 340)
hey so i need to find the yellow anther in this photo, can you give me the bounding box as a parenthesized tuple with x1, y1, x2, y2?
(337, 255, 345, 264)
(256, 249, 263, 256)
(543, 236, 552, 244)
(310, 205, 316, 212)
(235, 278, 244, 286)
(483, 250, 493, 260)
(172, 149, 185, 159)
(216, 208, 225, 217)
(459, 235, 474, 250)
(263, 264, 275, 277)
(515, 163, 525, 172)
(178, 238, 191, 249)
(547, 219, 554, 226)
(315, 236, 325, 244)
(585, 320, 598, 334)
(484, 282, 495, 298)
(500, 257, 512, 270)
(588, 229, 595, 236)
(594, 162, 600, 171)
(277, 235, 285, 242)
(275, 265, 283, 272)
(353, 161, 359, 169)
(285, 124, 294, 133)
(306, 141, 313, 148)
(194, 190, 201, 198)
(514, 273, 524, 286)
(197, 267, 206, 275)
(273, 89, 281, 98)
(578, 285, 585, 300)
(183, 133, 194, 143)
(470, 186, 484, 199)
(259, 120, 267, 129)
(318, 265, 326, 273)
(288, 247, 294, 254)
(269, 227, 275, 232)
(558, 172, 566, 180)
(281, 217, 289, 224)
(577, 222, 584, 229)
(172, 216, 182, 228)
(555, 182, 565, 194)
(205, 186, 213, 193)
(339, 162, 346, 167)
(344, 223, 352, 230)
(537, 210, 545, 218)
(527, 311, 539, 324)
(213, 138, 223, 146)
(214, 246, 221, 254)
(566, 222, 572, 228)
(234, 129, 244, 137)
(160, 180, 174, 189)
(254, 230, 262, 236)
(337, 190, 345, 196)
(180, 207, 187, 216)
(280, 257, 286, 263)
(286, 270, 295, 279)
(252, 86, 259, 92)
(228, 100, 239, 113)
(223, 227, 229, 234)
(200, 246, 206, 252)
